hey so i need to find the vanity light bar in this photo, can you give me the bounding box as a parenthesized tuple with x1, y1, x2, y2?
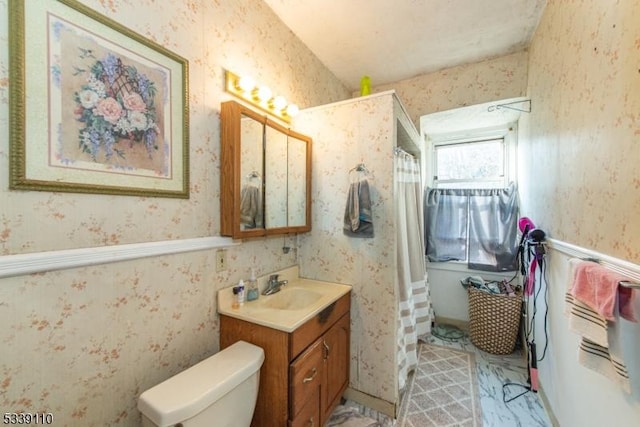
(225, 70, 299, 123)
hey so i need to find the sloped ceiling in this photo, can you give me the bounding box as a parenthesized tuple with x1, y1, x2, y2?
(263, 0, 547, 91)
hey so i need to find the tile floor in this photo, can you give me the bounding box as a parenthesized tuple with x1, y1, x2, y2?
(331, 327, 553, 426)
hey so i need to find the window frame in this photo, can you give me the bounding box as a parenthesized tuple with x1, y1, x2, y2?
(428, 123, 517, 189)
(424, 123, 519, 267)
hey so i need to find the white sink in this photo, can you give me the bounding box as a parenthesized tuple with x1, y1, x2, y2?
(262, 287, 322, 310)
(217, 267, 351, 332)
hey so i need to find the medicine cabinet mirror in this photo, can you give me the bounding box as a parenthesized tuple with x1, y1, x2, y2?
(221, 100, 311, 239)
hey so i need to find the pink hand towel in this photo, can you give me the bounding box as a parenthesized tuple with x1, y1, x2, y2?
(570, 261, 637, 322)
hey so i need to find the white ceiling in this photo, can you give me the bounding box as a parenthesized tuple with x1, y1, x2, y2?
(263, 0, 547, 91)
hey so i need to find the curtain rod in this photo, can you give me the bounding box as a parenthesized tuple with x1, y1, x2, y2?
(394, 147, 413, 157)
(487, 99, 531, 113)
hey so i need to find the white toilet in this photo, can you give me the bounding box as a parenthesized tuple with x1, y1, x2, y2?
(138, 340, 264, 427)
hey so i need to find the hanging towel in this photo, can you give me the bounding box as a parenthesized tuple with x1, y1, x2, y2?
(564, 292, 608, 346)
(343, 179, 374, 238)
(578, 336, 631, 394)
(565, 258, 633, 393)
(240, 185, 263, 229)
(570, 259, 637, 322)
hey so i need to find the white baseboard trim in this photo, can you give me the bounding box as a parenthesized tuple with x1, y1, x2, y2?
(434, 316, 469, 332)
(0, 236, 239, 279)
(538, 383, 560, 427)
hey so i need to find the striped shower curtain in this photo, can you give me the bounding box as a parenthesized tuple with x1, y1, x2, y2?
(395, 150, 434, 392)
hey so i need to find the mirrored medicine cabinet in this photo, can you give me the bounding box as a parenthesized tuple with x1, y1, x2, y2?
(220, 100, 312, 239)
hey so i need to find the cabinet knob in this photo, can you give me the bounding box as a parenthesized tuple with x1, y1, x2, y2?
(302, 367, 317, 383)
(308, 417, 314, 427)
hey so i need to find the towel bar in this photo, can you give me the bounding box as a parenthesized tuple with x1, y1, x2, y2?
(620, 281, 640, 289)
(578, 257, 640, 290)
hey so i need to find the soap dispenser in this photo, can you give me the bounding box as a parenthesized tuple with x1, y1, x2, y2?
(246, 269, 259, 301)
(232, 279, 245, 309)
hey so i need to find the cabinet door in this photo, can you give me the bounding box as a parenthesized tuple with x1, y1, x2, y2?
(221, 100, 312, 238)
(322, 313, 350, 423)
(264, 124, 287, 229)
(286, 131, 311, 230)
(239, 113, 265, 231)
(290, 338, 323, 419)
(221, 101, 267, 239)
(288, 387, 320, 427)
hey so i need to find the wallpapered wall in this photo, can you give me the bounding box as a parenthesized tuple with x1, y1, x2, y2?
(0, 1, 535, 425)
(0, 0, 348, 425)
(520, 1, 640, 425)
(372, 51, 529, 126)
(520, 0, 640, 263)
(296, 94, 399, 406)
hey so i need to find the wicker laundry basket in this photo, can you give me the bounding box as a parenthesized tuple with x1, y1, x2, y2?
(468, 286, 522, 355)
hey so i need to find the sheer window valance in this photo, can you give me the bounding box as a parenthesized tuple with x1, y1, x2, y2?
(424, 183, 519, 272)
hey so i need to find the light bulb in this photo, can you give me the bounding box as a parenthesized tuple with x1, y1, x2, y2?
(256, 86, 272, 102)
(271, 96, 287, 111)
(285, 104, 299, 117)
(237, 75, 255, 93)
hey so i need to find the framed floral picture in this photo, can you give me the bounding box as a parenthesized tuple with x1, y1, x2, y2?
(8, 0, 190, 198)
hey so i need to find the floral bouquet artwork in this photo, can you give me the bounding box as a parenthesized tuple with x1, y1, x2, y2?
(10, 2, 188, 198)
(73, 52, 160, 164)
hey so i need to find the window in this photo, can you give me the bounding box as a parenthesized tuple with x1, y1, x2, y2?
(431, 124, 515, 189)
(434, 138, 505, 188)
(424, 125, 519, 271)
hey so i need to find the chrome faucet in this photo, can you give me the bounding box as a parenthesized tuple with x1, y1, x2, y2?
(262, 274, 288, 296)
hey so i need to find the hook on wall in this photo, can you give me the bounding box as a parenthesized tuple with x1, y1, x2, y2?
(349, 163, 370, 174)
(349, 163, 372, 182)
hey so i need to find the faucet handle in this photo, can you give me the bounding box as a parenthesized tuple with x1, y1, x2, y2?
(269, 274, 279, 282)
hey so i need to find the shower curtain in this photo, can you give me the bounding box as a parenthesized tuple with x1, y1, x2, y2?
(395, 149, 434, 391)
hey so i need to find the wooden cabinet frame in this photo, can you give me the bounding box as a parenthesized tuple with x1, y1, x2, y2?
(220, 100, 312, 239)
(220, 293, 350, 427)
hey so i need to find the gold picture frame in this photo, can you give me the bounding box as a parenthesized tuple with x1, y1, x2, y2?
(9, 0, 190, 198)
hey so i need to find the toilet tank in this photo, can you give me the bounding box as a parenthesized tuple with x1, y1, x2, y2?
(138, 341, 264, 427)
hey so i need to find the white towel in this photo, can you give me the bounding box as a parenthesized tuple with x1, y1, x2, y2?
(565, 259, 631, 393)
(564, 292, 608, 347)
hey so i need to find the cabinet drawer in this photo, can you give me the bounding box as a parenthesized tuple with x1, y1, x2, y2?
(290, 292, 350, 359)
(288, 387, 320, 427)
(290, 339, 323, 418)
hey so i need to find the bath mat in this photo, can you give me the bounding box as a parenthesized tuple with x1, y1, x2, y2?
(397, 343, 482, 427)
(326, 405, 382, 427)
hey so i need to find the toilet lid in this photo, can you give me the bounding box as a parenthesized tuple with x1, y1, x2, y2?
(137, 341, 264, 426)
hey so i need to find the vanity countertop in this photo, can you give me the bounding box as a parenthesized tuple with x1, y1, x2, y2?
(217, 271, 351, 333)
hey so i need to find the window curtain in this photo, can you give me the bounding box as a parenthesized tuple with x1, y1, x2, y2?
(424, 183, 519, 272)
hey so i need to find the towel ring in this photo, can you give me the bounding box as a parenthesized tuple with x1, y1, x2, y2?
(349, 163, 369, 174)
(349, 163, 372, 183)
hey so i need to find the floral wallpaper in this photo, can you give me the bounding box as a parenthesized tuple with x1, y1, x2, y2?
(519, 1, 640, 425)
(0, 0, 349, 425)
(296, 93, 405, 407)
(0, 0, 549, 425)
(520, 0, 640, 263)
(371, 51, 529, 127)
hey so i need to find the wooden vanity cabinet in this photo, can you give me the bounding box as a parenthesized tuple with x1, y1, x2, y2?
(321, 313, 350, 422)
(220, 292, 350, 427)
(289, 339, 323, 425)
